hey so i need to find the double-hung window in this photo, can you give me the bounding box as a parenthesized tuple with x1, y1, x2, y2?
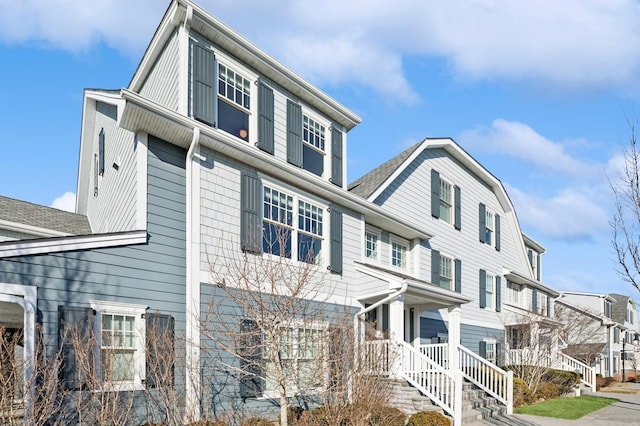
(262, 186, 324, 264)
(484, 340, 497, 363)
(484, 210, 495, 246)
(217, 63, 251, 141)
(264, 325, 325, 395)
(536, 292, 548, 316)
(604, 300, 612, 318)
(507, 281, 522, 306)
(439, 179, 452, 224)
(391, 238, 408, 269)
(90, 301, 146, 390)
(364, 229, 379, 261)
(439, 255, 453, 289)
(302, 115, 326, 177)
(484, 272, 495, 309)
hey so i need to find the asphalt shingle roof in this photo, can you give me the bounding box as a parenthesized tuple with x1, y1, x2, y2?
(348, 140, 424, 199)
(0, 196, 92, 236)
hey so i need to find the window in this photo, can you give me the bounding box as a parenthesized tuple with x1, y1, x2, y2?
(484, 272, 495, 309)
(264, 325, 325, 395)
(439, 179, 452, 224)
(509, 326, 530, 349)
(604, 300, 612, 318)
(439, 255, 453, 289)
(364, 229, 379, 261)
(217, 63, 251, 141)
(507, 281, 522, 305)
(262, 186, 324, 263)
(484, 340, 497, 363)
(536, 292, 548, 316)
(90, 301, 146, 390)
(614, 328, 620, 344)
(391, 239, 408, 269)
(302, 115, 326, 177)
(484, 210, 494, 246)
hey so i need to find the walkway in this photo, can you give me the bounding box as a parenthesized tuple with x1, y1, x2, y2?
(467, 383, 640, 426)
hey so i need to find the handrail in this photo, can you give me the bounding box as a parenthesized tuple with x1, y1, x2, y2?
(419, 343, 449, 368)
(458, 345, 513, 414)
(396, 341, 458, 419)
(559, 352, 596, 392)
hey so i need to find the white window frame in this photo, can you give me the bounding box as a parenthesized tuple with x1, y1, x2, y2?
(262, 321, 328, 398)
(390, 236, 409, 270)
(507, 281, 522, 306)
(439, 177, 453, 224)
(188, 37, 258, 142)
(301, 108, 330, 178)
(364, 226, 381, 262)
(261, 181, 327, 266)
(484, 339, 497, 364)
(485, 272, 495, 309)
(89, 300, 147, 391)
(439, 253, 454, 290)
(604, 300, 612, 318)
(536, 292, 548, 316)
(484, 209, 495, 246)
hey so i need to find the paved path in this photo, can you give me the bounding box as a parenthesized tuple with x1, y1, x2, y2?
(467, 383, 640, 426)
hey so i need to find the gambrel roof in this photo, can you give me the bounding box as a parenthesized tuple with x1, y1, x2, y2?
(0, 195, 91, 237)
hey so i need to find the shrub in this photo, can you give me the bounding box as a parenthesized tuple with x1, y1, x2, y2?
(513, 377, 533, 408)
(240, 418, 273, 426)
(407, 410, 450, 426)
(368, 406, 406, 426)
(541, 369, 579, 395)
(535, 381, 560, 400)
(596, 374, 615, 390)
(186, 421, 228, 426)
(288, 406, 304, 424)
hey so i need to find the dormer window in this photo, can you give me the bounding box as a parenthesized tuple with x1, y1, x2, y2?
(302, 115, 325, 177)
(217, 64, 251, 141)
(604, 300, 612, 319)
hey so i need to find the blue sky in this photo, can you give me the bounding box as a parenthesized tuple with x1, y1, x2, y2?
(0, 0, 638, 296)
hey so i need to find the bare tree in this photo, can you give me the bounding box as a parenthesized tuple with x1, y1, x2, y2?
(202, 230, 335, 426)
(554, 302, 608, 367)
(611, 119, 640, 292)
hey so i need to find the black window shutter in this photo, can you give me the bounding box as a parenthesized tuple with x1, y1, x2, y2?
(241, 173, 262, 253)
(479, 340, 487, 358)
(547, 296, 551, 318)
(98, 128, 105, 175)
(239, 319, 264, 397)
(532, 289, 538, 313)
(431, 249, 440, 286)
(382, 304, 389, 332)
(257, 80, 274, 154)
(59, 306, 94, 390)
(495, 213, 501, 251)
(496, 276, 502, 312)
(454, 259, 462, 293)
(193, 43, 215, 126)
(145, 312, 175, 389)
(454, 185, 461, 230)
(286, 100, 302, 167)
(536, 255, 541, 281)
(331, 125, 343, 187)
(479, 269, 486, 308)
(330, 205, 343, 274)
(431, 169, 440, 218)
(528, 250, 533, 267)
(479, 203, 486, 243)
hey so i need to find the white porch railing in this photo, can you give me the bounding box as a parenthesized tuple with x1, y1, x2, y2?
(419, 343, 448, 368)
(458, 345, 513, 414)
(362, 340, 460, 422)
(557, 353, 596, 392)
(506, 349, 596, 392)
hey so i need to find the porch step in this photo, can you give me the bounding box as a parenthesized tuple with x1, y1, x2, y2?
(461, 382, 506, 424)
(387, 379, 444, 416)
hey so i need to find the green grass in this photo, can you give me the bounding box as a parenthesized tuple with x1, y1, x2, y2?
(515, 395, 618, 419)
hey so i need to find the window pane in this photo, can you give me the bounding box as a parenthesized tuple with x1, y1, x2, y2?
(218, 99, 249, 141)
(263, 221, 292, 258)
(365, 232, 378, 259)
(298, 233, 321, 263)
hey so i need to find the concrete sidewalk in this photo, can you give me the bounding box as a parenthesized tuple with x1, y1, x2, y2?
(467, 383, 640, 426)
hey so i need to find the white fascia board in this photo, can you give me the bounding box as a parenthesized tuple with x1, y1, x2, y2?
(504, 270, 560, 297)
(522, 233, 546, 254)
(119, 90, 431, 241)
(0, 230, 147, 258)
(0, 219, 70, 238)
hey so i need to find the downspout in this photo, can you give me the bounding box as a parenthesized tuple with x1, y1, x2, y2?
(185, 126, 200, 420)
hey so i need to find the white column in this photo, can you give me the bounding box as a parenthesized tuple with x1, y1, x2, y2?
(389, 295, 405, 378)
(448, 305, 462, 426)
(412, 308, 421, 348)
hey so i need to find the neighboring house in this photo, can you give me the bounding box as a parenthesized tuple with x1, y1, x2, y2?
(0, 196, 91, 241)
(0, 0, 600, 424)
(555, 291, 640, 379)
(554, 296, 614, 377)
(609, 293, 640, 378)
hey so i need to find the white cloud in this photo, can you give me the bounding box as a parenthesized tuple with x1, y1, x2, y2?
(4, 0, 640, 101)
(506, 184, 609, 241)
(460, 119, 599, 180)
(50, 191, 76, 212)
